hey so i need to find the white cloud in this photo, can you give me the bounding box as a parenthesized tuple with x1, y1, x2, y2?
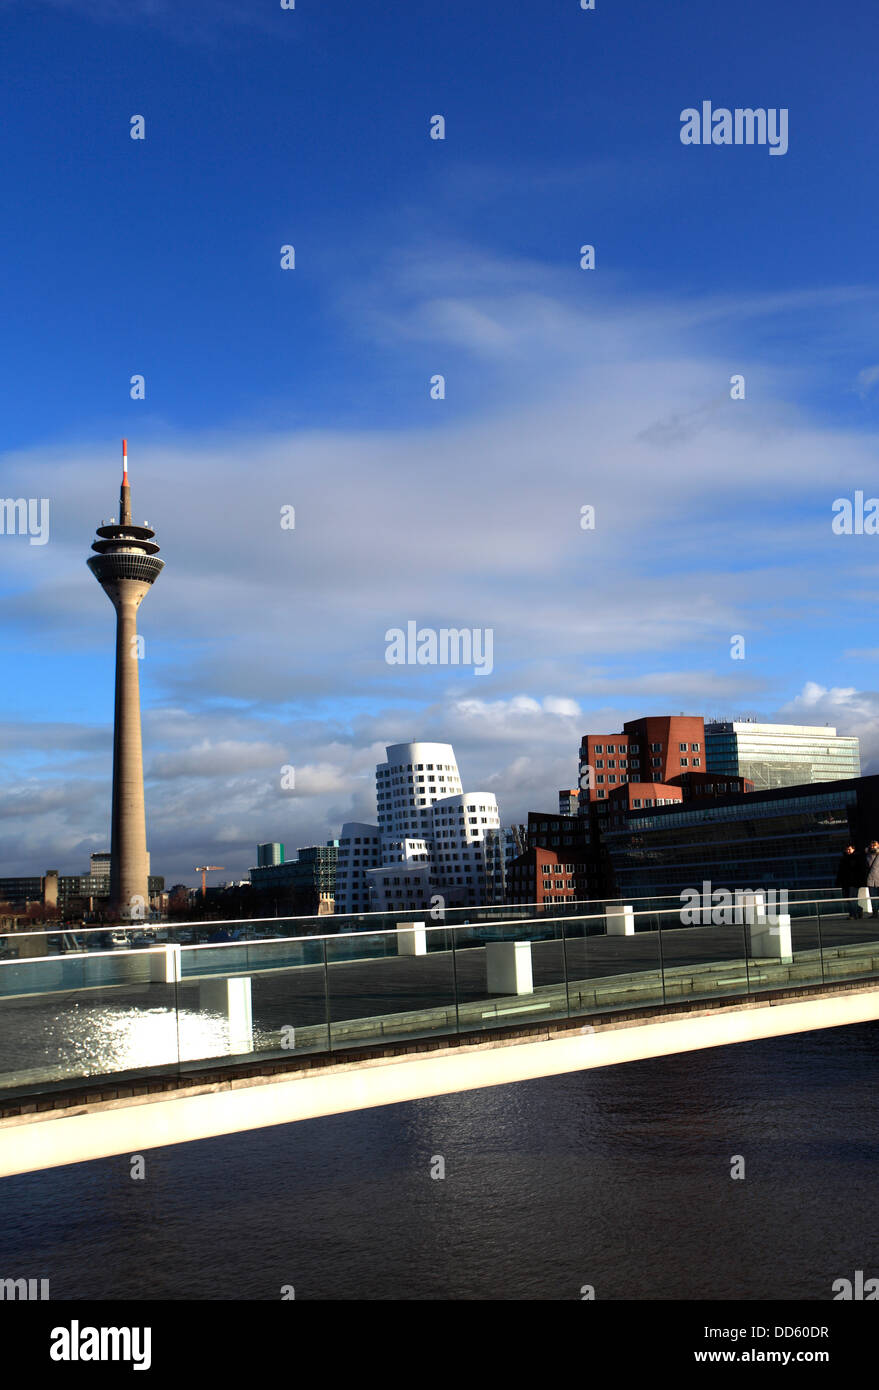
(856, 365, 879, 397)
(780, 683, 879, 773)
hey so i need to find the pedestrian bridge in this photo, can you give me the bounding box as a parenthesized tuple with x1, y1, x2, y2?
(1, 895, 878, 1178)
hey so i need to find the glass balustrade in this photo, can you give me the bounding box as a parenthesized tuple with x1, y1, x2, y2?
(1, 894, 875, 1106)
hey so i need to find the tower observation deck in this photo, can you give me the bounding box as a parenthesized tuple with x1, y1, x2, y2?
(87, 441, 164, 921)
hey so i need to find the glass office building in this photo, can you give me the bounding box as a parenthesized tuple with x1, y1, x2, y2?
(705, 721, 860, 791)
(604, 775, 879, 899)
(257, 842, 285, 867)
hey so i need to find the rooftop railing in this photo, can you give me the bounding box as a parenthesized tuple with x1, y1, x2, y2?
(1, 891, 878, 1107)
(0, 883, 852, 950)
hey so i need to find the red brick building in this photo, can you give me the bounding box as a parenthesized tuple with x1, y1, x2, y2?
(579, 715, 707, 803)
(507, 846, 586, 906)
(666, 769, 754, 800)
(605, 781, 684, 829)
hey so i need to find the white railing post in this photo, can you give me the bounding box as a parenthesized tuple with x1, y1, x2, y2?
(486, 941, 533, 995)
(396, 921, 427, 955)
(605, 905, 635, 936)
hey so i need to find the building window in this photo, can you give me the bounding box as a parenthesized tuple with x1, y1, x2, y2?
(679, 743, 688, 752)
(594, 744, 603, 754)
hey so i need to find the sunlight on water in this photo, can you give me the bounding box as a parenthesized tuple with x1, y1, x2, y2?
(0, 1001, 268, 1089)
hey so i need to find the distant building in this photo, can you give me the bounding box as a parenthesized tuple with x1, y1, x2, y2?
(483, 825, 526, 904)
(0, 865, 164, 919)
(334, 822, 384, 915)
(602, 773, 755, 830)
(665, 770, 754, 800)
(507, 846, 585, 906)
(335, 741, 501, 915)
(603, 773, 879, 899)
(89, 852, 111, 896)
(249, 843, 337, 915)
(604, 781, 683, 829)
(579, 715, 707, 804)
(558, 789, 580, 816)
(257, 842, 285, 867)
(705, 721, 860, 791)
(523, 812, 602, 899)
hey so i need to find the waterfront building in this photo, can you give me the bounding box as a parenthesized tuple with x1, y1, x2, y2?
(507, 846, 583, 906)
(603, 781, 683, 829)
(705, 720, 861, 790)
(602, 773, 879, 899)
(87, 442, 163, 921)
(579, 715, 706, 805)
(335, 742, 500, 915)
(334, 822, 384, 914)
(523, 811, 600, 899)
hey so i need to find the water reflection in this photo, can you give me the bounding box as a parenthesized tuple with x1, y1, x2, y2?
(1, 1001, 272, 1089)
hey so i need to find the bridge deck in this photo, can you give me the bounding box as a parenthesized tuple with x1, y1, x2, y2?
(2, 906, 879, 1175)
(1, 974, 878, 1178)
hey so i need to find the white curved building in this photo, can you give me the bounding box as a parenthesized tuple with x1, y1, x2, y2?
(335, 742, 500, 915)
(332, 821, 382, 915)
(376, 742, 463, 840)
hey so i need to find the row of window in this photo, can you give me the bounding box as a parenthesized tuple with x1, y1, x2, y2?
(586, 738, 703, 755)
(513, 862, 579, 875)
(378, 763, 457, 774)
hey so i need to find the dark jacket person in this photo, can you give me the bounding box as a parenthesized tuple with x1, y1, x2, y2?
(837, 845, 865, 891)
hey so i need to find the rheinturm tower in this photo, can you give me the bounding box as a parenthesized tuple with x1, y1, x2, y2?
(88, 441, 164, 921)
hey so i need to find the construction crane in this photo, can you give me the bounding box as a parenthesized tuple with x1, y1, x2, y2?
(195, 866, 225, 898)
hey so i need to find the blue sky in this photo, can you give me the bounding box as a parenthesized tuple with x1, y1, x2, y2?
(2, 0, 879, 883)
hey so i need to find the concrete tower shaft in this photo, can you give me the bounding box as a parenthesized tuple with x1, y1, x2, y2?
(87, 442, 164, 922)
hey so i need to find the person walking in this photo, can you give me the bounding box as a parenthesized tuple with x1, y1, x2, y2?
(836, 844, 866, 918)
(864, 840, 879, 914)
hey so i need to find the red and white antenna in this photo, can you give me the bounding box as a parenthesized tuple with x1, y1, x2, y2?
(122, 438, 128, 485)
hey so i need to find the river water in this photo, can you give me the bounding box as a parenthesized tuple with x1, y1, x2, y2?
(3, 1022, 878, 1300)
